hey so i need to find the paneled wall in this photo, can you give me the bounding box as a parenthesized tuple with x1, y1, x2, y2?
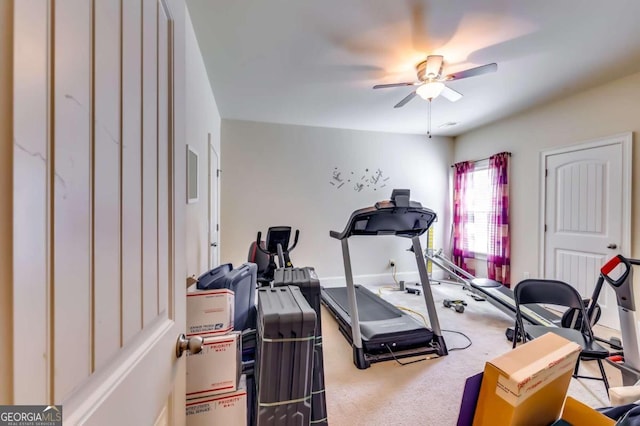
(13, 0, 173, 404)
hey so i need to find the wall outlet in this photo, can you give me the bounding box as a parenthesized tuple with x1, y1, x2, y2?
(523, 271, 530, 279)
(389, 259, 396, 268)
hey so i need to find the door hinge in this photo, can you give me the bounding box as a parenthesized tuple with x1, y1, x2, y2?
(545, 169, 548, 177)
(217, 169, 221, 178)
(544, 224, 547, 232)
(216, 224, 219, 231)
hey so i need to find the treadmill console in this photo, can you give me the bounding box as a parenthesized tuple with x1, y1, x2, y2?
(391, 189, 411, 207)
(375, 189, 423, 210)
(331, 189, 437, 240)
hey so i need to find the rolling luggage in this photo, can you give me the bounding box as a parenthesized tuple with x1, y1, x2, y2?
(273, 267, 328, 426)
(242, 329, 257, 426)
(256, 286, 316, 426)
(197, 262, 258, 331)
(196, 263, 232, 286)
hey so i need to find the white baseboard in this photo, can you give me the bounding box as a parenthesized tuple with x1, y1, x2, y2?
(320, 269, 446, 287)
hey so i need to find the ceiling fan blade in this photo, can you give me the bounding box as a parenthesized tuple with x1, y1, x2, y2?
(373, 82, 417, 89)
(445, 63, 497, 81)
(394, 91, 417, 108)
(440, 86, 463, 102)
(425, 55, 444, 79)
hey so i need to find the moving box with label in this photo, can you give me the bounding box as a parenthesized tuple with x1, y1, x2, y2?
(186, 375, 247, 426)
(186, 284, 234, 337)
(186, 332, 241, 400)
(472, 332, 581, 426)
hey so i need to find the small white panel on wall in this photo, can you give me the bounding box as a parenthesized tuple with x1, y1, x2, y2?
(187, 145, 199, 203)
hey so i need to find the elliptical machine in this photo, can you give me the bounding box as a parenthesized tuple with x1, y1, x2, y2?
(247, 226, 299, 285)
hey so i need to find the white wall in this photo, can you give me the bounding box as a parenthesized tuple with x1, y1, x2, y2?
(221, 119, 453, 285)
(455, 71, 640, 283)
(0, 0, 13, 405)
(185, 9, 221, 279)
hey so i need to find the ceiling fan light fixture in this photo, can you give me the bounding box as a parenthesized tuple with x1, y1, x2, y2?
(416, 82, 445, 100)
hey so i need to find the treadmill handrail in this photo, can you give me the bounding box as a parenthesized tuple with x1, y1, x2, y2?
(329, 204, 437, 240)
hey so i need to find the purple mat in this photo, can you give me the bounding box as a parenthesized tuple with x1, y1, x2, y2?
(457, 372, 484, 426)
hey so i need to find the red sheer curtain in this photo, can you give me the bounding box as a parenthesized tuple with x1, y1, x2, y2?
(452, 161, 476, 275)
(487, 152, 510, 286)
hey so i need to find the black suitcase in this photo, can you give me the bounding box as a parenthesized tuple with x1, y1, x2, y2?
(241, 329, 257, 426)
(196, 263, 232, 286)
(273, 267, 328, 426)
(256, 286, 316, 426)
(197, 262, 257, 331)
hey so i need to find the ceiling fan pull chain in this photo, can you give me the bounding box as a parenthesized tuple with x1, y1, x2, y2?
(427, 100, 432, 139)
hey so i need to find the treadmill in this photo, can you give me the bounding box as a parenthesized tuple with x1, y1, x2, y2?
(321, 189, 447, 369)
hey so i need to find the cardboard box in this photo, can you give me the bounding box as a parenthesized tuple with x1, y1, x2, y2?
(187, 284, 234, 337)
(186, 375, 247, 426)
(553, 397, 614, 426)
(186, 332, 241, 399)
(472, 333, 581, 426)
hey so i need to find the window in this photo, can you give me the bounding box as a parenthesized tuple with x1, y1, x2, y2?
(452, 152, 510, 284)
(463, 161, 491, 255)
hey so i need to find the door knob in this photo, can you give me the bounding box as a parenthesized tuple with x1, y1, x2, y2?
(176, 334, 204, 358)
(607, 243, 618, 249)
(211, 242, 218, 247)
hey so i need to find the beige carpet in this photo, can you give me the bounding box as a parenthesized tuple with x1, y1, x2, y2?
(321, 281, 620, 426)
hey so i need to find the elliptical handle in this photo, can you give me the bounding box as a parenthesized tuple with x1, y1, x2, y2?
(288, 229, 300, 253)
(255, 232, 269, 255)
(601, 254, 631, 287)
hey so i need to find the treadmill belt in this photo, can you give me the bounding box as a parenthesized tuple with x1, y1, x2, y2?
(321, 285, 435, 357)
(322, 286, 403, 321)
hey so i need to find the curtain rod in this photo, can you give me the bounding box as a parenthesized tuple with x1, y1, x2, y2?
(450, 152, 511, 168)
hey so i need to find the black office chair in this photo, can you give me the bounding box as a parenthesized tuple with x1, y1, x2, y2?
(513, 279, 610, 393)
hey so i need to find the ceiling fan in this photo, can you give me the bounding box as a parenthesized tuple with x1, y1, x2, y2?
(373, 55, 498, 108)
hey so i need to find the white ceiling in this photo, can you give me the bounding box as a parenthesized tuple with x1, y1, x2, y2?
(186, 0, 640, 137)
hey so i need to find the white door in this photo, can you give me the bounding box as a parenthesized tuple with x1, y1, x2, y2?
(543, 134, 632, 329)
(209, 136, 220, 268)
(13, 0, 187, 424)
